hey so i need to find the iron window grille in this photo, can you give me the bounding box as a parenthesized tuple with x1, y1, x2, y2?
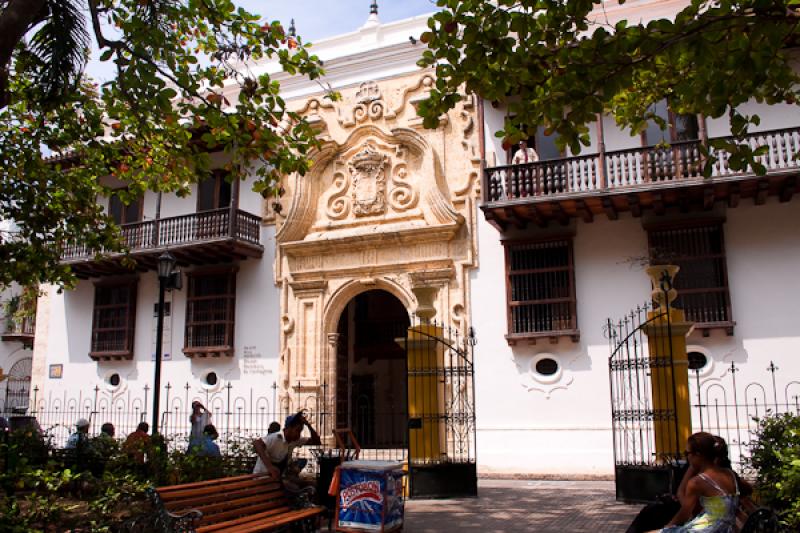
(503, 238, 579, 343)
(647, 221, 733, 334)
(90, 279, 138, 360)
(183, 268, 237, 357)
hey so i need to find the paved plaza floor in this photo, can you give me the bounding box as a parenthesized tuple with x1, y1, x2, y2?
(404, 479, 641, 532)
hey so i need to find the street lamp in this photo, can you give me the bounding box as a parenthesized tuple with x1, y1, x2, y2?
(152, 251, 181, 435)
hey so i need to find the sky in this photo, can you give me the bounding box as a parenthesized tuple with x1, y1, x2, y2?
(239, 0, 438, 41)
(86, 1, 438, 81)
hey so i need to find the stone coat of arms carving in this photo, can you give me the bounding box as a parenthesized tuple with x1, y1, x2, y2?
(348, 144, 388, 216)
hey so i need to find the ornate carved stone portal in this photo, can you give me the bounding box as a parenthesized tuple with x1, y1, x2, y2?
(269, 71, 481, 420)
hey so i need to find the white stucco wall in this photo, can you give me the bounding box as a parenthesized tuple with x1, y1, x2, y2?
(36, 222, 282, 435)
(472, 196, 800, 476)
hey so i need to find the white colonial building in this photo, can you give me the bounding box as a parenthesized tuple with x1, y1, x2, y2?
(1, 217, 37, 418)
(20, 1, 800, 485)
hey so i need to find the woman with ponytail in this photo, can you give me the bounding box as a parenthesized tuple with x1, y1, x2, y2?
(656, 432, 741, 532)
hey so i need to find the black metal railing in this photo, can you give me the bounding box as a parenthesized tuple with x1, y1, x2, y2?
(608, 291, 799, 503)
(691, 360, 800, 469)
(486, 126, 800, 202)
(61, 208, 262, 260)
(607, 300, 678, 470)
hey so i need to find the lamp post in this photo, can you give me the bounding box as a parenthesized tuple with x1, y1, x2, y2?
(152, 251, 180, 435)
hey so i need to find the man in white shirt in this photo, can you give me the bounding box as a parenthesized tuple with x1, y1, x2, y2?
(253, 412, 320, 479)
(511, 139, 539, 164)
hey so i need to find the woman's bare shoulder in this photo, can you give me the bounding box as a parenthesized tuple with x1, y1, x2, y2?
(693, 469, 736, 494)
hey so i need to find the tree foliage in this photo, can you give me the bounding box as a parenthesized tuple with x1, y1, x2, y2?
(746, 413, 800, 529)
(0, 0, 330, 287)
(418, 0, 800, 160)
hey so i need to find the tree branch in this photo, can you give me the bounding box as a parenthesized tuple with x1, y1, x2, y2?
(0, 0, 48, 108)
(87, 0, 124, 50)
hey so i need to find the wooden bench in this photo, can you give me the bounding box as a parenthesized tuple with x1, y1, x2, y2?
(736, 497, 780, 533)
(151, 473, 324, 532)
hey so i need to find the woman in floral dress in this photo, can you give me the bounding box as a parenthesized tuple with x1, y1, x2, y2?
(658, 433, 741, 532)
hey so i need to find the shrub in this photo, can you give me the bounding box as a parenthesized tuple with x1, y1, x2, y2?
(0, 428, 261, 529)
(746, 412, 800, 530)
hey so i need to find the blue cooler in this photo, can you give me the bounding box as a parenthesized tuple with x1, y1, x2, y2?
(336, 460, 405, 532)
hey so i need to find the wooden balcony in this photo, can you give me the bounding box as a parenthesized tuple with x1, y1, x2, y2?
(62, 208, 263, 278)
(483, 127, 800, 228)
(2, 316, 35, 345)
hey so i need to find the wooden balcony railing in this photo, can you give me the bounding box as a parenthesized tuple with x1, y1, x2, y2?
(62, 208, 262, 261)
(485, 127, 800, 202)
(2, 315, 35, 344)
(4, 316, 35, 336)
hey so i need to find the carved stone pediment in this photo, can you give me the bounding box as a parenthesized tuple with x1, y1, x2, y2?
(322, 138, 418, 227)
(277, 124, 460, 247)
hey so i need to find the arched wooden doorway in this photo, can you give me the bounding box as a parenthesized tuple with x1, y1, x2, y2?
(335, 289, 410, 452)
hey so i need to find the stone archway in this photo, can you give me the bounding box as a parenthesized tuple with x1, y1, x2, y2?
(333, 289, 410, 450)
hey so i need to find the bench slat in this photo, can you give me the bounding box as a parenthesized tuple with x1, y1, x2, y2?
(199, 507, 324, 533)
(194, 498, 289, 524)
(196, 506, 293, 532)
(159, 476, 276, 502)
(157, 473, 267, 494)
(169, 494, 286, 520)
(163, 483, 283, 511)
(200, 503, 292, 526)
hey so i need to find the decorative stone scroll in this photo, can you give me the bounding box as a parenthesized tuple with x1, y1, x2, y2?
(332, 75, 437, 128)
(388, 162, 417, 212)
(326, 170, 350, 220)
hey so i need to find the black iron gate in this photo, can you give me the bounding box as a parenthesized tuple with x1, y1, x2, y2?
(403, 317, 477, 498)
(607, 299, 685, 503)
(3, 357, 32, 415)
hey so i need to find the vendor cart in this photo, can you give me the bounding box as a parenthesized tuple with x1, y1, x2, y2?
(334, 459, 405, 532)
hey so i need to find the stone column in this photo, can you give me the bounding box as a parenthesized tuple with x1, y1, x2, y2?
(286, 280, 327, 426)
(29, 284, 53, 407)
(644, 266, 694, 460)
(323, 332, 340, 447)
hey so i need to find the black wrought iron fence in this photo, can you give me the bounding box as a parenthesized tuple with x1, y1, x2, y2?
(690, 360, 800, 469)
(403, 316, 478, 498)
(607, 300, 679, 470)
(26, 381, 305, 454)
(20, 379, 414, 479)
(608, 290, 800, 503)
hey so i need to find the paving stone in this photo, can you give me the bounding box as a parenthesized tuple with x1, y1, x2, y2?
(404, 479, 641, 532)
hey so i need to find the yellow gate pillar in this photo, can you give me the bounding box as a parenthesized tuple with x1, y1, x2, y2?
(396, 286, 446, 468)
(404, 323, 445, 463)
(643, 266, 694, 460)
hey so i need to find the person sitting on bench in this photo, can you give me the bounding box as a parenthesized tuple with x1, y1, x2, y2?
(253, 411, 321, 492)
(631, 433, 751, 533)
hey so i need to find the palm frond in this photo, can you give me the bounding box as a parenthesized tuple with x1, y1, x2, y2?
(28, 0, 89, 105)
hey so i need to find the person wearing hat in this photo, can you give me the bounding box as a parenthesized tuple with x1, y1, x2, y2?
(66, 418, 91, 450)
(253, 411, 320, 480)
